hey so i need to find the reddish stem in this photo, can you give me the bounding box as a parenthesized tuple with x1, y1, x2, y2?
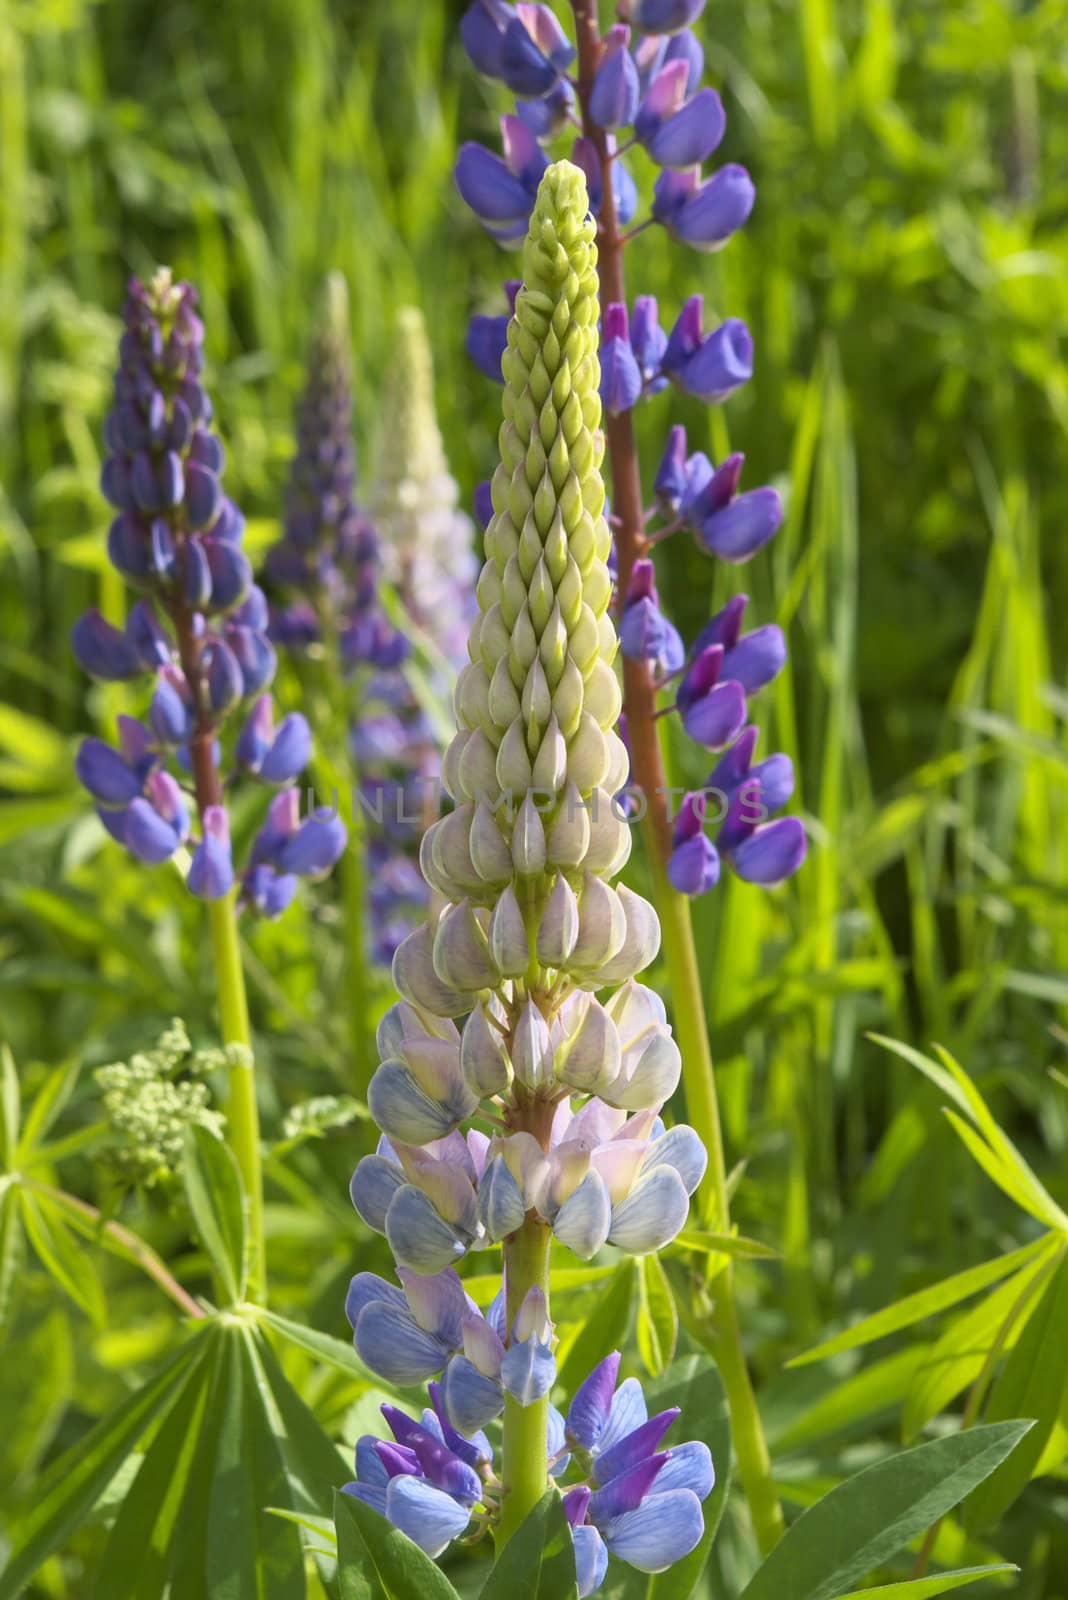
(572, 0, 673, 864)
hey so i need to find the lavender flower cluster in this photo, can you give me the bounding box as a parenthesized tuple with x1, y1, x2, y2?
(457, 0, 806, 900)
(345, 1352, 713, 1591)
(73, 270, 345, 916)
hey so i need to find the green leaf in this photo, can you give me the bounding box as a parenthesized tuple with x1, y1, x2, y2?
(789, 1237, 1049, 1367)
(0, 1183, 23, 1333)
(637, 1253, 678, 1378)
(17, 1057, 81, 1158)
(830, 1566, 1017, 1599)
(20, 1189, 107, 1326)
(903, 1243, 1061, 1438)
(0, 1333, 209, 1600)
(738, 1422, 1033, 1600)
(613, 1355, 731, 1600)
(774, 1347, 927, 1453)
(675, 1230, 780, 1262)
(205, 1327, 304, 1599)
(258, 1304, 390, 1386)
(183, 1124, 248, 1304)
(964, 1247, 1068, 1529)
(252, 1329, 349, 1510)
(0, 1045, 19, 1166)
(90, 1339, 216, 1600)
(558, 1260, 636, 1396)
(334, 1487, 461, 1600)
(479, 1492, 578, 1600)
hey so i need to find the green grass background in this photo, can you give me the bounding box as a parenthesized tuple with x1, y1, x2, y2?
(1, 0, 1066, 1593)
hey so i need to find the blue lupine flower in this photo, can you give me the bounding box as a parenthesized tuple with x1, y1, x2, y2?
(460, 0, 574, 97)
(466, 280, 520, 383)
(563, 1355, 713, 1583)
(635, 61, 726, 169)
(676, 442, 785, 561)
(455, 116, 550, 242)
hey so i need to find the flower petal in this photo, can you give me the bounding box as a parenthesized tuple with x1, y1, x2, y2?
(608, 1166, 690, 1252)
(603, 1487, 705, 1571)
(384, 1476, 471, 1558)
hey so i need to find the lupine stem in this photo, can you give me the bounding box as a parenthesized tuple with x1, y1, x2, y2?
(498, 1213, 552, 1547)
(207, 890, 265, 1304)
(571, 0, 785, 1554)
(173, 604, 266, 1304)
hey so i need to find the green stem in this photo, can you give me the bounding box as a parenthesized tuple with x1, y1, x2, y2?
(649, 839, 785, 1554)
(498, 1215, 552, 1546)
(207, 891, 265, 1304)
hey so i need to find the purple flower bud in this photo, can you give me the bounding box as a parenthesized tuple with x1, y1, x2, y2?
(500, 14, 560, 96)
(184, 461, 222, 530)
(202, 637, 243, 715)
(182, 537, 213, 608)
(76, 737, 143, 806)
(240, 863, 299, 919)
(680, 679, 747, 751)
(466, 313, 510, 383)
(664, 27, 704, 92)
(572, 136, 639, 227)
(620, 0, 707, 32)
(204, 539, 252, 612)
(107, 515, 152, 583)
(590, 26, 640, 129)
(645, 88, 726, 170)
(101, 456, 134, 511)
(668, 832, 720, 894)
(71, 609, 143, 682)
(189, 429, 225, 473)
(732, 816, 807, 884)
(259, 713, 312, 785)
(699, 487, 783, 561)
(226, 624, 277, 697)
(277, 807, 347, 880)
(516, 77, 574, 137)
(158, 451, 185, 509)
(567, 1352, 622, 1449)
(681, 319, 753, 403)
(124, 796, 182, 863)
(149, 670, 193, 746)
(630, 296, 667, 386)
(654, 163, 756, 250)
(654, 425, 688, 507)
(460, 0, 509, 76)
(188, 805, 234, 899)
(600, 303, 643, 415)
(455, 118, 548, 241)
(634, 59, 688, 143)
(596, 1408, 680, 1486)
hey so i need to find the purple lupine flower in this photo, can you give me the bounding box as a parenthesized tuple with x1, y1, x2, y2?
(600, 304, 644, 416)
(460, 1, 574, 98)
(590, 25, 641, 129)
(619, 561, 685, 676)
(620, 0, 708, 32)
(663, 296, 753, 403)
(635, 62, 726, 169)
(455, 116, 550, 242)
(676, 440, 785, 561)
(653, 164, 756, 249)
(72, 269, 335, 918)
(668, 727, 807, 895)
(564, 1355, 713, 1578)
(466, 280, 521, 383)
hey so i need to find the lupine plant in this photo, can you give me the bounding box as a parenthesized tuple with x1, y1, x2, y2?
(338, 162, 716, 1591)
(71, 269, 346, 1299)
(457, 0, 805, 1552)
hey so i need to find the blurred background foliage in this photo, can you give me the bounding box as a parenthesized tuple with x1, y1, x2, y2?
(1, 0, 1067, 1593)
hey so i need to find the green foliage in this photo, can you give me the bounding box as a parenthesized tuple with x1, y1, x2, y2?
(479, 1493, 578, 1600)
(334, 1489, 461, 1600)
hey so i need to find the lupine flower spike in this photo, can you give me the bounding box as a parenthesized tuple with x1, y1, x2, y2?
(73, 269, 346, 913)
(456, 0, 794, 1561)
(456, 10, 805, 898)
(343, 163, 712, 1591)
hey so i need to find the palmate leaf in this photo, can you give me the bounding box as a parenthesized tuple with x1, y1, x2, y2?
(0, 1329, 211, 1600)
(738, 1422, 1032, 1600)
(19, 1188, 107, 1326)
(479, 1492, 578, 1600)
(258, 1304, 390, 1384)
(790, 1236, 1051, 1368)
(334, 1487, 461, 1600)
(610, 1355, 731, 1600)
(903, 1239, 1062, 1438)
(963, 1246, 1068, 1530)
